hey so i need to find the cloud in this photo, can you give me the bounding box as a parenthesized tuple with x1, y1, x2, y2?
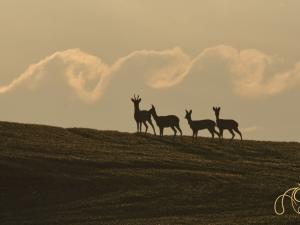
(0, 48, 190, 102)
(189, 45, 300, 98)
(1, 45, 300, 102)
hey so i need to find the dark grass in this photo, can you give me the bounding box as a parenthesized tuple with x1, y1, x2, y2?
(0, 121, 299, 225)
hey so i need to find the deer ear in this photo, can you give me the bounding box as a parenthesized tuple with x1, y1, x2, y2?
(185, 109, 188, 113)
(131, 98, 134, 102)
(190, 110, 192, 113)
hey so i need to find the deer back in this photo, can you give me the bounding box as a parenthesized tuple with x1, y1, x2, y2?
(217, 119, 238, 129)
(155, 115, 179, 127)
(135, 110, 151, 122)
(190, 119, 216, 130)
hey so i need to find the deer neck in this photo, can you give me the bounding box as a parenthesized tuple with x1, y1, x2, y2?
(134, 104, 140, 114)
(215, 115, 220, 125)
(187, 116, 193, 125)
(151, 110, 159, 121)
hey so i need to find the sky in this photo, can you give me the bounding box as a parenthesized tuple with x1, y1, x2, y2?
(0, 0, 300, 141)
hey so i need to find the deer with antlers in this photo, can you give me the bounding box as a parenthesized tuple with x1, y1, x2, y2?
(131, 95, 156, 135)
(149, 105, 182, 137)
(212, 107, 242, 141)
(185, 109, 219, 140)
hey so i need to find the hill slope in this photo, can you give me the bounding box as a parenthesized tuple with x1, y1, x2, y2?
(0, 121, 299, 225)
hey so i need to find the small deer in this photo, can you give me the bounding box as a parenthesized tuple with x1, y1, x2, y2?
(131, 94, 156, 135)
(212, 107, 242, 141)
(149, 105, 182, 137)
(185, 109, 219, 140)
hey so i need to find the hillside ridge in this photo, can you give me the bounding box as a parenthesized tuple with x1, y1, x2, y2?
(0, 121, 299, 225)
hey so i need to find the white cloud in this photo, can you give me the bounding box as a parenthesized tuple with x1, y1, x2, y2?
(1, 45, 300, 102)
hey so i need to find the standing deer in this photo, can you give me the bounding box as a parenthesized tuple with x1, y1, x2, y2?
(212, 107, 242, 141)
(185, 109, 219, 140)
(131, 95, 156, 135)
(149, 105, 182, 137)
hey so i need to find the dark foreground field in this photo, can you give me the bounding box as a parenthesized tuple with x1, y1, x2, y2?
(0, 121, 299, 225)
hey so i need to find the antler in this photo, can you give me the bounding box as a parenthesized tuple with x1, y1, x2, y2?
(132, 94, 142, 102)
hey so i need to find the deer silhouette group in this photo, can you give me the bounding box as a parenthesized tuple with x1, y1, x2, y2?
(131, 95, 243, 141)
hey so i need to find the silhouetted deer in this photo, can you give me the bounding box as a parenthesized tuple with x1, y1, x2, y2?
(212, 107, 242, 141)
(131, 95, 156, 135)
(149, 105, 182, 137)
(185, 109, 219, 140)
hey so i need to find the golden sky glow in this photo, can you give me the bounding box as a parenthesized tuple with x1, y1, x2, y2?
(0, 0, 300, 141)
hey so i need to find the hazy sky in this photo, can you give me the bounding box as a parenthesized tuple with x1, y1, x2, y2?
(1, 0, 300, 141)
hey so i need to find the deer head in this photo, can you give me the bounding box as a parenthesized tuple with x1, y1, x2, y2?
(149, 104, 157, 115)
(131, 94, 141, 108)
(150, 104, 155, 111)
(213, 107, 221, 118)
(185, 109, 192, 120)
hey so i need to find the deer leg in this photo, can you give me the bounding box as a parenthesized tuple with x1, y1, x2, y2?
(139, 122, 142, 133)
(214, 128, 220, 139)
(233, 127, 243, 141)
(219, 129, 224, 139)
(143, 121, 148, 134)
(192, 131, 195, 142)
(159, 127, 163, 136)
(195, 130, 198, 140)
(229, 129, 235, 141)
(175, 124, 182, 137)
(148, 118, 156, 136)
(171, 126, 177, 138)
(136, 122, 139, 133)
(209, 129, 214, 139)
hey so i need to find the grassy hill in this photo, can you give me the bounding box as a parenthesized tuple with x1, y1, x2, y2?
(0, 121, 299, 225)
